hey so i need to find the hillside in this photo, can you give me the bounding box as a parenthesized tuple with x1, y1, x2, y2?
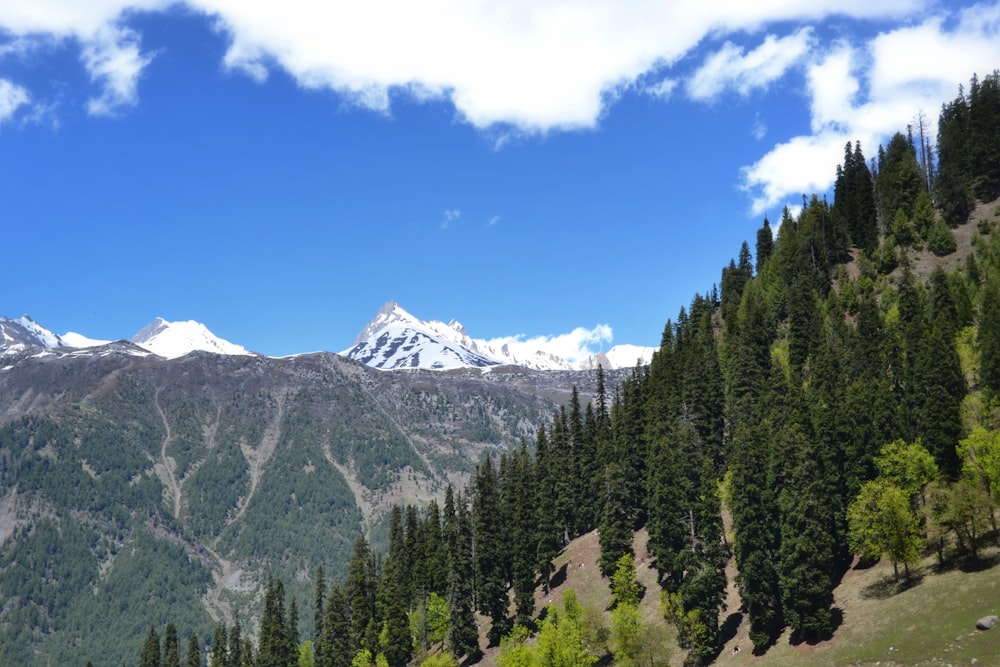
(0, 347, 611, 666)
(467, 529, 1000, 667)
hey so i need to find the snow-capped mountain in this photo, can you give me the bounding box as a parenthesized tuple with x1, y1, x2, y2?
(130, 318, 251, 359)
(342, 302, 657, 371)
(341, 302, 500, 370)
(0, 316, 66, 355)
(0, 315, 251, 360)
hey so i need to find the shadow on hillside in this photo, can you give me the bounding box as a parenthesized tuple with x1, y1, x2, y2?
(549, 562, 569, 590)
(860, 569, 926, 600)
(958, 551, 1000, 573)
(788, 607, 844, 646)
(719, 611, 743, 646)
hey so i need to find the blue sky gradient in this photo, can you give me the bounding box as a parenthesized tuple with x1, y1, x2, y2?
(2, 2, 998, 358)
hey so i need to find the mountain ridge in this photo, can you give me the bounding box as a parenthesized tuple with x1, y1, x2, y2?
(0, 304, 656, 371)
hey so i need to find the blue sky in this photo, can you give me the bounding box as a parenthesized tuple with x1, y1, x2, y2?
(2, 1, 999, 358)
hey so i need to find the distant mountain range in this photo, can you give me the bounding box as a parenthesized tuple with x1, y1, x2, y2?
(0, 303, 656, 371)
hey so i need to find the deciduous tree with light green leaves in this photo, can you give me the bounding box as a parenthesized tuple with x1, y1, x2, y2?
(958, 427, 1000, 533)
(847, 479, 923, 581)
(875, 438, 938, 507)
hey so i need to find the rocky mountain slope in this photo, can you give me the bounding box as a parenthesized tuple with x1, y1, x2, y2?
(0, 327, 616, 666)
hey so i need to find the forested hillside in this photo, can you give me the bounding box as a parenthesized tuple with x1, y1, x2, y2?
(6, 71, 1000, 667)
(0, 350, 605, 666)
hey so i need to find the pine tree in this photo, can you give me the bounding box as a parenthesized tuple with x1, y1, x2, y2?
(164, 622, 181, 667)
(318, 584, 351, 667)
(533, 425, 561, 592)
(756, 218, 774, 274)
(598, 462, 634, 578)
(730, 422, 782, 651)
(258, 577, 292, 667)
(210, 624, 227, 667)
(140, 625, 162, 667)
(777, 424, 838, 640)
(381, 571, 413, 667)
(227, 619, 242, 667)
(345, 536, 376, 657)
(314, 566, 326, 651)
(186, 633, 201, 667)
(980, 275, 1000, 401)
(448, 491, 480, 661)
(877, 132, 923, 225)
(510, 440, 537, 626)
(936, 87, 973, 226)
(473, 456, 510, 645)
(968, 71, 1000, 202)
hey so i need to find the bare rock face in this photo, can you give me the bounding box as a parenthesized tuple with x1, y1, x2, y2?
(976, 615, 998, 630)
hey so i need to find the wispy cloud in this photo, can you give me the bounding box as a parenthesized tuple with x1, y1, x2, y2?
(441, 208, 461, 229)
(487, 215, 500, 227)
(0, 79, 30, 124)
(81, 24, 154, 116)
(686, 28, 814, 101)
(485, 324, 613, 363)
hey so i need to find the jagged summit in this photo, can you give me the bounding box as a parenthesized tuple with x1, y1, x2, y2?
(0, 315, 66, 354)
(342, 302, 498, 370)
(341, 303, 657, 372)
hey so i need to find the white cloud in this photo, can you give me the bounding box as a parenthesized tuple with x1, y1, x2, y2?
(485, 324, 613, 363)
(81, 24, 155, 116)
(0, 79, 30, 123)
(687, 28, 814, 101)
(441, 208, 461, 229)
(0, 0, 932, 132)
(644, 77, 678, 100)
(752, 113, 767, 140)
(487, 215, 500, 226)
(740, 2, 1000, 216)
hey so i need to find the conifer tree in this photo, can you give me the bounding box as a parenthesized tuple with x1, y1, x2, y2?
(141, 625, 162, 667)
(730, 421, 783, 651)
(314, 566, 326, 651)
(980, 275, 1000, 401)
(258, 577, 293, 667)
(598, 462, 634, 578)
(210, 624, 227, 667)
(510, 440, 537, 626)
(777, 424, 838, 640)
(227, 618, 243, 667)
(345, 536, 376, 657)
(381, 570, 413, 667)
(163, 622, 181, 667)
(968, 71, 1000, 202)
(318, 584, 351, 667)
(473, 456, 509, 645)
(186, 633, 201, 667)
(936, 87, 973, 226)
(448, 491, 480, 661)
(533, 425, 561, 591)
(877, 132, 923, 224)
(755, 218, 774, 274)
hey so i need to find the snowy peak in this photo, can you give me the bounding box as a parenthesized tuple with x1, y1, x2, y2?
(342, 303, 658, 372)
(343, 303, 498, 370)
(0, 315, 65, 354)
(130, 318, 252, 360)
